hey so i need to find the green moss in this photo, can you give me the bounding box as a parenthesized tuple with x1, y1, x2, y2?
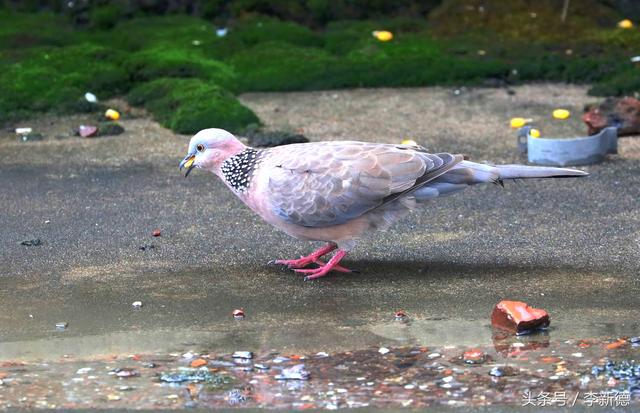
(589, 68, 640, 96)
(127, 78, 260, 134)
(124, 46, 237, 89)
(0, 43, 129, 121)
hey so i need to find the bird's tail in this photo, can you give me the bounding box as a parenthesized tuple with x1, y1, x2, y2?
(448, 160, 588, 185)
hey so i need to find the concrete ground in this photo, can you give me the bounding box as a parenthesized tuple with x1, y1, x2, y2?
(0, 84, 639, 363)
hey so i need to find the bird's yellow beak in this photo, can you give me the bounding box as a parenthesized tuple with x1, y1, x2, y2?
(179, 154, 196, 177)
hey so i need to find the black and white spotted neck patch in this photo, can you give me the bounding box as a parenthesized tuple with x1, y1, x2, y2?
(220, 148, 262, 192)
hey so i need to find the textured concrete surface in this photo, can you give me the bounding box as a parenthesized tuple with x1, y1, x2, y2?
(0, 84, 638, 361)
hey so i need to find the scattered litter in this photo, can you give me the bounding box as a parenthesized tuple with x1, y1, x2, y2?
(84, 92, 97, 103)
(15, 127, 32, 135)
(605, 338, 628, 350)
(254, 363, 269, 370)
(401, 139, 417, 146)
(191, 40, 202, 46)
(132, 301, 142, 308)
(272, 356, 290, 363)
(105, 109, 120, 120)
(190, 359, 208, 368)
(315, 351, 329, 358)
(427, 352, 441, 359)
(461, 348, 487, 364)
(617, 19, 633, 29)
(216, 28, 228, 37)
(529, 128, 540, 138)
(78, 125, 98, 138)
(152, 229, 161, 237)
(113, 368, 138, 378)
(275, 364, 310, 380)
(372, 30, 393, 42)
(160, 367, 214, 383)
(182, 352, 196, 359)
(510, 117, 531, 128)
(489, 366, 512, 377)
(491, 300, 549, 335)
(76, 367, 92, 374)
(517, 125, 618, 166)
(226, 389, 246, 405)
(107, 394, 121, 401)
(55, 322, 68, 330)
(20, 239, 42, 246)
(378, 347, 390, 355)
(233, 308, 245, 320)
(631, 56, 640, 63)
(477, 49, 486, 56)
(232, 351, 253, 359)
(394, 310, 407, 321)
(552, 109, 571, 120)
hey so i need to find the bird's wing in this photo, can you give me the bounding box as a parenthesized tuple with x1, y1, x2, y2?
(265, 141, 462, 228)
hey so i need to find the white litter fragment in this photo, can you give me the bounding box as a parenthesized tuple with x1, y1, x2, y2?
(84, 92, 98, 103)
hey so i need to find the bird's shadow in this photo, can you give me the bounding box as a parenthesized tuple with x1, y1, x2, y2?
(262, 258, 596, 284)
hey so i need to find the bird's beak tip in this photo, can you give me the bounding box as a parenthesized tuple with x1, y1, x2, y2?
(180, 155, 196, 177)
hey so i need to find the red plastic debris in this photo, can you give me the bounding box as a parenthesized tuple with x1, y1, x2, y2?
(190, 358, 208, 368)
(394, 310, 407, 320)
(152, 229, 161, 237)
(462, 348, 486, 364)
(491, 300, 550, 334)
(233, 308, 245, 320)
(79, 125, 98, 138)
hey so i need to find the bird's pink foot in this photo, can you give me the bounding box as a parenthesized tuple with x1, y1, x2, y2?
(270, 243, 336, 269)
(294, 250, 350, 280)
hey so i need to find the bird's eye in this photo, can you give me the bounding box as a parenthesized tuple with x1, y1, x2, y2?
(196, 144, 205, 152)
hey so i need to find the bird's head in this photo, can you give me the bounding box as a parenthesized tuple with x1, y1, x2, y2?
(179, 128, 246, 177)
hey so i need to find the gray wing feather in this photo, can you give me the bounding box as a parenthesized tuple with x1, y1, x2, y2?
(265, 142, 461, 227)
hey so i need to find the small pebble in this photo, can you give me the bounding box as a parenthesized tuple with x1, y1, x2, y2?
(114, 368, 138, 378)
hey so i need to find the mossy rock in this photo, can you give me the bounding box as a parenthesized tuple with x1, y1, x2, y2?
(98, 121, 125, 136)
(0, 43, 129, 118)
(589, 68, 640, 96)
(231, 15, 323, 48)
(124, 46, 237, 89)
(127, 78, 260, 134)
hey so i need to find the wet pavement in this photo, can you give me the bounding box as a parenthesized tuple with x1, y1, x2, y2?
(1, 85, 639, 410)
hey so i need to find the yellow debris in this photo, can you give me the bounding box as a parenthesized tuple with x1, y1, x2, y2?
(530, 128, 541, 138)
(105, 108, 120, 120)
(552, 109, 570, 120)
(401, 139, 417, 146)
(510, 117, 532, 128)
(618, 19, 633, 29)
(372, 31, 393, 42)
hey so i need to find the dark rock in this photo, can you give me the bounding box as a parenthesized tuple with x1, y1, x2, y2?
(139, 244, 155, 251)
(245, 130, 309, 148)
(491, 300, 550, 335)
(20, 239, 42, 246)
(97, 122, 125, 136)
(583, 97, 640, 136)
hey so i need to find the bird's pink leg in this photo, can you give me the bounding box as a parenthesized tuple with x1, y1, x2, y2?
(271, 243, 337, 269)
(294, 250, 350, 280)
